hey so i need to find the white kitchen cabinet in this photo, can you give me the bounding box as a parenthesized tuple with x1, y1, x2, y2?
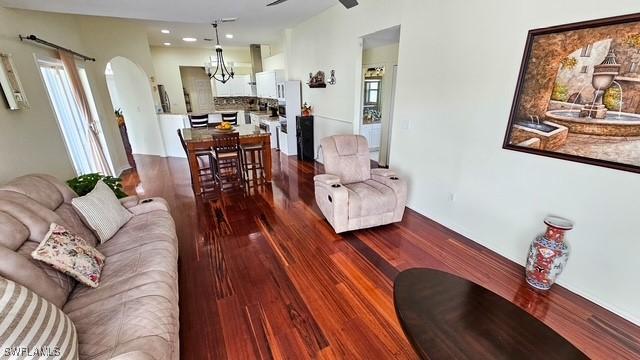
(214, 74, 253, 97)
(215, 79, 231, 97)
(255, 70, 285, 99)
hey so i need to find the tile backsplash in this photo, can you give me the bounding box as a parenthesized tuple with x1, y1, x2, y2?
(214, 97, 278, 111)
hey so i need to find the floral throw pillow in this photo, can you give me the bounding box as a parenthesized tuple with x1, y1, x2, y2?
(32, 223, 106, 288)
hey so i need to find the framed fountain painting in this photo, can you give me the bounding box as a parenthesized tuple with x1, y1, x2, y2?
(503, 13, 640, 173)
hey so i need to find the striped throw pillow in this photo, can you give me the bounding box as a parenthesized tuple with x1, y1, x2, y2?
(71, 180, 133, 243)
(0, 277, 79, 359)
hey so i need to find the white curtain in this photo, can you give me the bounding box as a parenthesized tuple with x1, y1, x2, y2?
(58, 50, 112, 176)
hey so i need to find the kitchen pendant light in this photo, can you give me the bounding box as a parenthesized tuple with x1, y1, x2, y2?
(206, 22, 234, 84)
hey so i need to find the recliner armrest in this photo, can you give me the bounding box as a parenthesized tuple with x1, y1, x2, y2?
(314, 174, 341, 186)
(371, 168, 396, 177)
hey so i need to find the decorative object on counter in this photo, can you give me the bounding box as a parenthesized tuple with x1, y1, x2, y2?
(67, 173, 128, 199)
(365, 67, 385, 78)
(308, 71, 327, 88)
(205, 20, 236, 84)
(115, 109, 136, 169)
(504, 13, 640, 175)
(302, 102, 313, 116)
(0, 52, 29, 110)
(525, 216, 574, 290)
(363, 109, 382, 124)
(328, 70, 337, 85)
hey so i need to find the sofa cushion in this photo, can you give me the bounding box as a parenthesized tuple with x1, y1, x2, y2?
(0, 211, 29, 251)
(0, 244, 74, 309)
(344, 180, 396, 218)
(0, 175, 65, 210)
(97, 211, 178, 258)
(32, 223, 105, 288)
(55, 203, 99, 248)
(72, 181, 133, 243)
(63, 207, 179, 360)
(0, 192, 62, 242)
(0, 276, 79, 360)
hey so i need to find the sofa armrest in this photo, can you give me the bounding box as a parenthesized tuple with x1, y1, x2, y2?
(314, 174, 341, 186)
(127, 197, 170, 215)
(120, 195, 140, 209)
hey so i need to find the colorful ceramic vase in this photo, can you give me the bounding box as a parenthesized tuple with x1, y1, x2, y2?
(525, 216, 573, 290)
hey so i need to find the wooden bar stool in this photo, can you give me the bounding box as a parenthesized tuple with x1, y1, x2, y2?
(177, 129, 218, 199)
(241, 143, 266, 186)
(212, 133, 244, 191)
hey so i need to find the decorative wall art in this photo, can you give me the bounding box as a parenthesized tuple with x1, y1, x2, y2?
(504, 13, 640, 173)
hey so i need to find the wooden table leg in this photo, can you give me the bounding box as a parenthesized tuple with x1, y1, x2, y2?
(187, 149, 202, 195)
(263, 137, 272, 182)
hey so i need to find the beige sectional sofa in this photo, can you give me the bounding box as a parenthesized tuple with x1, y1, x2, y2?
(0, 174, 179, 360)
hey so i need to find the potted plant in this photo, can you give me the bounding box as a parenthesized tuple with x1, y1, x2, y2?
(67, 173, 128, 199)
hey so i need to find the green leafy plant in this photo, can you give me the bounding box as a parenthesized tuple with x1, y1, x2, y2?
(551, 83, 570, 102)
(66, 173, 128, 199)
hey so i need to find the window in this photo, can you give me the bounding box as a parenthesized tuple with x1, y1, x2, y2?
(39, 58, 113, 175)
(580, 65, 589, 73)
(631, 62, 639, 74)
(364, 80, 381, 106)
(580, 44, 592, 57)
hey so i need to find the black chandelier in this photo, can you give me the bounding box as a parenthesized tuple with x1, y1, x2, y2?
(206, 22, 234, 84)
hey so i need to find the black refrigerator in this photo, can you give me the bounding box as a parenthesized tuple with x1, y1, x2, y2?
(296, 116, 314, 161)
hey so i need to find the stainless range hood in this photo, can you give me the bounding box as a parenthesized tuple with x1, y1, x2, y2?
(249, 44, 263, 86)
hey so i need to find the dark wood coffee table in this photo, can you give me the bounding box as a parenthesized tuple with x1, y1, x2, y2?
(394, 268, 588, 359)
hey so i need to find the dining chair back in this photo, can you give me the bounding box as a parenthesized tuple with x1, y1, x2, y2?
(212, 132, 243, 190)
(189, 114, 209, 128)
(221, 112, 239, 125)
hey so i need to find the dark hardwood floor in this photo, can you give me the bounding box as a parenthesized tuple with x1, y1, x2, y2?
(122, 152, 640, 359)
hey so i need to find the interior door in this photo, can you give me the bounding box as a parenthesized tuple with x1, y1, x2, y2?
(195, 79, 213, 113)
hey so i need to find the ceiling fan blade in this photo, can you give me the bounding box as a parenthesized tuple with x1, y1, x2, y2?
(267, 0, 289, 6)
(338, 0, 359, 9)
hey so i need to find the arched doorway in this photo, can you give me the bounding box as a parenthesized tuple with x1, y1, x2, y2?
(105, 57, 165, 157)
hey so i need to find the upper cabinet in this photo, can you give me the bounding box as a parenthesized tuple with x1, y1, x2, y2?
(255, 70, 285, 99)
(214, 74, 254, 97)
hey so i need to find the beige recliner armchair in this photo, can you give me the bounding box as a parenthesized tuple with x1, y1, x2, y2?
(314, 135, 407, 233)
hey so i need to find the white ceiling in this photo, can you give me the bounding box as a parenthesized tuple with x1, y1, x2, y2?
(363, 25, 401, 49)
(0, 0, 337, 46)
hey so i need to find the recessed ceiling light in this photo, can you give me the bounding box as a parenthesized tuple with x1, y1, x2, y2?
(161, 29, 170, 34)
(225, 34, 234, 39)
(182, 37, 197, 42)
(163, 42, 171, 46)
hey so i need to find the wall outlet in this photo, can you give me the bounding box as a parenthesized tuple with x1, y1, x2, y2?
(448, 192, 456, 202)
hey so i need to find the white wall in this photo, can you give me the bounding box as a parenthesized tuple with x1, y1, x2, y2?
(286, 1, 403, 160)
(286, 0, 640, 325)
(151, 46, 251, 114)
(0, 7, 162, 181)
(110, 57, 165, 157)
(0, 7, 80, 182)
